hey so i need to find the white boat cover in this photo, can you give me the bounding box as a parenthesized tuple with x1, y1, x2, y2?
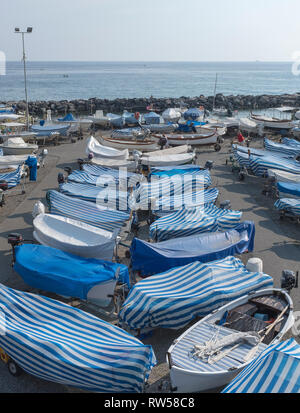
(0, 154, 32, 168)
(239, 118, 258, 131)
(267, 169, 300, 183)
(140, 152, 195, 167)
(149, 205, 243, 241)
(33, 213, 118, 260)
(86, 136, 129, 160)
(119, 256, 273, 330)
(46, 190, 130, 232)
(142, 145, 190, 157)
(222, 339, 300, 393)
(0, 283, 155, 393)
(162, 108, 182, 122)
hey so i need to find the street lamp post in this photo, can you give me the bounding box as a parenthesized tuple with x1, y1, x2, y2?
(14, 27, 32, 130)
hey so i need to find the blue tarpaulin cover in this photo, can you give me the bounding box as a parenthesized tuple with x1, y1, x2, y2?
(143, 112, 160, 125)
(183, 108, 203, 121)
(25, 156, 37, 181)
(131, 222, 255, 275)
(14, 244, 130, 299)
(58, 113, 76, 122)
(277, 182, 300, 198)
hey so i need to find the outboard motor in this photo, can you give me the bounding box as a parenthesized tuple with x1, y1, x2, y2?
(77, 158, 84, 170)
(204, 160, 214, 171)
(220, 200, 231, 210)
(57, 172, 65, 185)
(0, 180, 8, 191)
(8, 233, 23, 265)
(0, 189, 5, 207)
(281, 270, 298, 294)
(64, 166, 72, 176)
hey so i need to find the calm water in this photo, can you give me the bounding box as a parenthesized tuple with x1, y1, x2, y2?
(0, 61, 299, 102)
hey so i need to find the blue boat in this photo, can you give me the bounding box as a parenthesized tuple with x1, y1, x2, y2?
(131, 221, 255, 276)
(31, 124, 70, 136)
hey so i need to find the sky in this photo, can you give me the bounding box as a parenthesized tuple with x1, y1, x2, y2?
(1, 0, 300, 62)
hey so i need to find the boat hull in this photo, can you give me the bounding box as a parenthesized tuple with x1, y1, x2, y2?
(100, 137, 158, 152)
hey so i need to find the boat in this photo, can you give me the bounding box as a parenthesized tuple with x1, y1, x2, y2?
(211, 73, 228, 117)
(162, 108, 182, 123)
(86, 136, 129, 160)
(250, 113, 296, 130)
(14, 244, 129, 306)
(100, 136, 158, 152)
(143, 111, 161, 125)
(143, 123, 178, 134)
(276, 182, 300, 199)
(195, 125, 227, 136)
(57, 113, 93, 133)
(0, 283, 156, 393)
(0, 137, 38, 155)
(33, 213, 119, 261)
(0, 154, 35, 170)
(46, 190, 130, 232)
(90, 157, 137, 170)
(268, 169, 300, 183)
(81, 163, 146, 186)
(59, 181, 130, 211)
(149, 204, 242, 242)
(274, 198, 300, 218)
(141, 145, 191, 157)
(239, 118, 258, 133)
(111, 127, 145, 140)
(31, 123, 70, 136)
(152, 131, 219, 147)
(222, 338, 300, 393)
(131, 221, 254, 276)
(119, 256, 274, 332)
(87, 110, 111, 128)
(0, 166, 23, 189)
(183, 108, 204, 121)
(139, 152, 196, 167)
(167, 288, 294, 392)
(264, 137, 300, 157)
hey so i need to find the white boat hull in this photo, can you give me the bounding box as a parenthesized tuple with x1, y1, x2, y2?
(153, 133, 218, 146)
(168, 288, 294, 393)
(1, 145, 38, 156)
(86, 136, 129, 160)
(100, 137, 158, 152)
(250, 115, 295, 130)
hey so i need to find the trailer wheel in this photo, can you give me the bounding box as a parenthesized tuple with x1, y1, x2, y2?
(214, 143, 221, 152)
(7, 360, 22, 377)
(239, 172, 245, 181)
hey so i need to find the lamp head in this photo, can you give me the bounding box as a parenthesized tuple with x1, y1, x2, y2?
(27, 27, 33, 33)
(14, 28, 20, 32)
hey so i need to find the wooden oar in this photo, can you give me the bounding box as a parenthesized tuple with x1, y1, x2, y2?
(243, 305, 289, 363)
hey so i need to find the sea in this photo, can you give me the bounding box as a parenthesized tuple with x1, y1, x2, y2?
(1, 61, 300, 102)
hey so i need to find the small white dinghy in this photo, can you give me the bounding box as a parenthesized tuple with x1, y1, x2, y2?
(0, 137, 38, 156)
(33, 213, 119, 261)
(86, 136, 129, 160)
(100, 136, 158, 152)
(140, 152, 195, 167)
(167, 288, 294, 393)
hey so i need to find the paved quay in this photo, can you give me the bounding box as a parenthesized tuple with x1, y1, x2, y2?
(0, 135, 299, 393)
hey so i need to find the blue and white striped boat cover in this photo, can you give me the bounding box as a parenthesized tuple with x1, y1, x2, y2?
(59, 182, 130, 212)
(119, 256, 273, 330)
(132, 185, 219, 212)
(274, 198, 300, 216)
(131, 175, 212, 211)
(264, 138, 300, 157)
(232, 149, 251, 169)
(0, 166, 22, 189)
(0, 283, 156, 393)
(82, 164, 145, 187)
(149, 205, 242, 241)
(249, 154, 300, 176)
(222, 339, 300, 393)
(46, 190, 130, 232)
(282, 137, 300, 147)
